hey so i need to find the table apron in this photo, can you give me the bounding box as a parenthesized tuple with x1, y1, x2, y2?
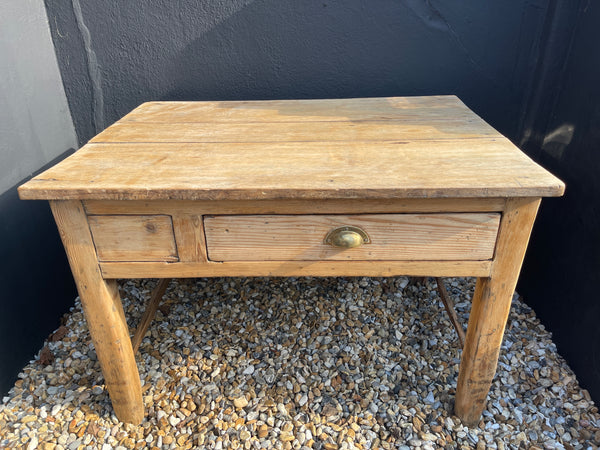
(80, 198, 509, 279)
(98, 259, 493, 279)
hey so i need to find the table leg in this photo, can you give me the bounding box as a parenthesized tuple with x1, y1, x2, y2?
(455, 197, 540, 426)
(50, 200, 144, 424)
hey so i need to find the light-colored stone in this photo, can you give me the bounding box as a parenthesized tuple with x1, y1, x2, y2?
(233, 396, 249, 409)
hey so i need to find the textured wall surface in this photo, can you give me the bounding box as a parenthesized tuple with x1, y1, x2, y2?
(0, 1, 78, 394)
(45, 0, 551, 145)
(0, 1, 78, 192)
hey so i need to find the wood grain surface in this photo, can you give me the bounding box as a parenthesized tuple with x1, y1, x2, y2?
(118, 96, 479, 123)
(204, 213, 500, 261)
(98, 259, 493, 279)
(50, 201, 144, 424)
(90, 119, 499, 143)
(82, 198, 507, 215)
(455, 197, 541, 425)
(18, 96, 564, 201)
(88, 215, 178, 262)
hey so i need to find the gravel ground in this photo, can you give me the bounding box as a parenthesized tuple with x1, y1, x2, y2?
(0, 276, 599, 449)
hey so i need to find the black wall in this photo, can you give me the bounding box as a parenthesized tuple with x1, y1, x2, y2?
(0, 162, 76, 395)
(518, 0, 600, 401)
(46, 0, 552, 144)
(17, 0, 593, 402)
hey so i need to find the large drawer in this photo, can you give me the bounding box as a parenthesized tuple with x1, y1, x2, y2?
(204, 213, 500, 262)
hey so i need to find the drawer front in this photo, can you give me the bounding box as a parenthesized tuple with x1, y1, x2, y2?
(88, 215, 178, 262)
(204, 213, 500, 262)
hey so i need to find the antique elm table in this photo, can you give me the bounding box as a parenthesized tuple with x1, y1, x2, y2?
(19, 96, 564, 425)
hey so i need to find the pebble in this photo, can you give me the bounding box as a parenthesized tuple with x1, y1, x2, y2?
(0, 277, 598, 449)
(233, 396, 249, 409)
(299, 394, 308, 407)
(280, 431, 295, 441)
(258, 424, 269, 438)
(92, 386, 103, 395)
(420, 432, 437, 441)
(26, 436, 38, 450)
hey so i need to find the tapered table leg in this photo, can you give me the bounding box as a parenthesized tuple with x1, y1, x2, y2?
(50, 200, 144, 424)
(455, 197, 540, 426)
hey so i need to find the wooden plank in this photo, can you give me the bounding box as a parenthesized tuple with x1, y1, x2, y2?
(50, 200, 143, 424)
(172, 214, 207, 262)
(83, 198, 507, 215)
(99, 260, 493, 279)
(119, 96, 475, 123)
(204, 213, 500, 262)
(455, 197, 541, 426)
(131, 278, 171, 354)
(435, 277, 466, 347)
(88, 215, 178, 262)
(91, 120, 499, 143)
(19, 139, 565, 200)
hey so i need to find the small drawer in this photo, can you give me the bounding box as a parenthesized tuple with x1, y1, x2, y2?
(88, 215, 179, 262)
(204, 213, 500, 262)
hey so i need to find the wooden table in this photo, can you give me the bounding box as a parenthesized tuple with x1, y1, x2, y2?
(19, 96, 564, 425)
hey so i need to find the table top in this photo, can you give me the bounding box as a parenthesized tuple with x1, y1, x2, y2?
(19, 96, 564, 201)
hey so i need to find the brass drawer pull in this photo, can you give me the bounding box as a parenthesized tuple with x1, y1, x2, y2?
(324, 226, 370, 248)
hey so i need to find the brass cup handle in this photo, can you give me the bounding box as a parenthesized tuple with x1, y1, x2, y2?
(324, 226, 371, 248)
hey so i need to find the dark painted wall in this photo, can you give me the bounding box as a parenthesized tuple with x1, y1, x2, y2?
(0, 174, 76, 395)
(518, 0, 600, 402)
(36, 0, 598, 402)
(45, 0, 552, 144)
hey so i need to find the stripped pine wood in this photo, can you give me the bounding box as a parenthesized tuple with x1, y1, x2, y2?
(90, 119, 499, 143)
(118, 96, 480, 123)
(455, 197, 541, 425)
(18, 97, 565, 424)
(19, 97, 564, 201)
(204, 213, 500, 262)
(435, 277, 466, 347)
(19, 139, 565, 200)
(50, 200, 144, 424)
(82, 198, 507, 215)
(131, 278, 171, 354)
(88, 215, 178, 262)
(98, 259, 493, 279)
(172, 214, 208, 262)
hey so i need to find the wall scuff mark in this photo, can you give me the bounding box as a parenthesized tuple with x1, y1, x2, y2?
(403, 0, 499, 87)
(516, 1, 584, 151)
(71, 0, 104, 133)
